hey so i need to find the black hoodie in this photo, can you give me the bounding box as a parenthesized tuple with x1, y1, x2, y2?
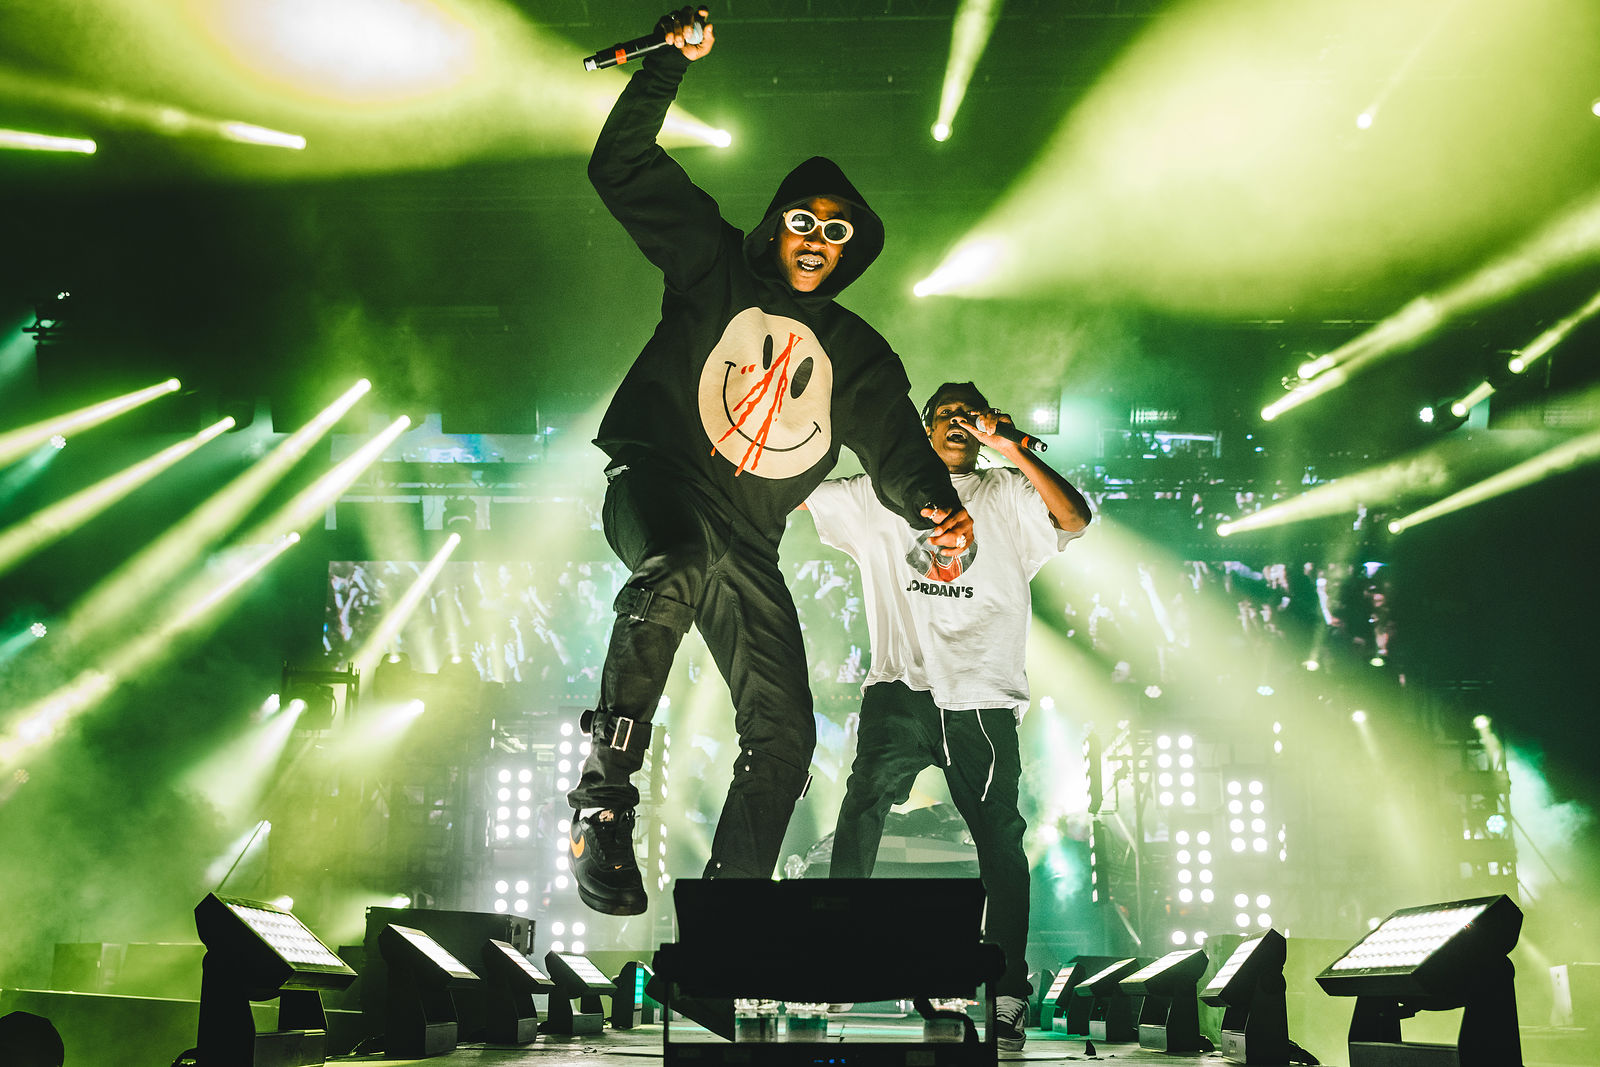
(588, 50, 959, 543)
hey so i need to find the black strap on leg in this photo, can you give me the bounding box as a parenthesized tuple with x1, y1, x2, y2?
(580, 707, 654, 757)
(614, 585, 695, 634)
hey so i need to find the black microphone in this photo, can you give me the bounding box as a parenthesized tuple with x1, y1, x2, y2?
(584, 13, 705, 71)
(993, 421, 1047, 452)
(955, 415, 1047, 453)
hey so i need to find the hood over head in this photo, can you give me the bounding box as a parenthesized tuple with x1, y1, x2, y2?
(743, 156, 885, 298)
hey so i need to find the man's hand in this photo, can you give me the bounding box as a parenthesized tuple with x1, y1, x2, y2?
(920, 505, 975, 559)
(951, 409, 1015, 452)
(658, 6, 714, 60)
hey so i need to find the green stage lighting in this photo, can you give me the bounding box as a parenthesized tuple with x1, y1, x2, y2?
(1042, 956, 1121, 1035)
(192, 894, 358, 1067)
(378, 924, 480, 1059)
(1315, 895, 1522, 1067)
(480, 940, 553, 1045)
(541, 951, 613, 1036)
(1119, 948, 1208, 1053)
(1073, 957, 1144, 1042)
(612, 961, 658, 1030)
(1201, 929, 1289, 1064)
(0, 128, 95, 154)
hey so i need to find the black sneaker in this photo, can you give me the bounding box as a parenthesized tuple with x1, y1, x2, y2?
(993, 995, 1027, 1052)
(570, 808, 647, 916)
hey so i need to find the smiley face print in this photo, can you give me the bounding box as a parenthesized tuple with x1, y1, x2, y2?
(698, 308, 834, 479)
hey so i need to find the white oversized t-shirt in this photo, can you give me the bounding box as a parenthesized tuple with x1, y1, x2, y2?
(806, 467, 1081, 715)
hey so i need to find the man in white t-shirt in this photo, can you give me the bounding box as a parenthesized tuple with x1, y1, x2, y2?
(804, 381, 1091, 1051)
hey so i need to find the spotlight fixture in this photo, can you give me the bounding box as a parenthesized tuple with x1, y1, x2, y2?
(1315, 895, 1523, 1067)
(612, 961, 658, 1030)
(1083, 731, 1104, 816)
(1201, 929, 1289, 1064)
(541, 951, 613, 1036)
(192, 894, 358, 1067)
(1119, 948, 1208, 1052)
(378, 924, 480, 1058)
(1041, 956, 1120, 1035)
(0, 1010, 65, 1067)
(1072, 957, 1144, 1042)
(479, 939, 554, 1045)
(1418, 399, 1468, 433)
(1025, 967, 1054, 1035)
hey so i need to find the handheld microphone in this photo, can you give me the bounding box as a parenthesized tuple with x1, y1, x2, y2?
(993, 421, 1047, 453)
(956, 415, 1047, 453)
(584, 12, 705, 71)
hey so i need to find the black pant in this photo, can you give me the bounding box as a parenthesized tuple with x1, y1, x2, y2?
(567, 463, 815, 879)
(832, 681, 1031, 998)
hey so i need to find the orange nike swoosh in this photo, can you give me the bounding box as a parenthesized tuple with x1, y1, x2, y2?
(570, 833, 586, 859)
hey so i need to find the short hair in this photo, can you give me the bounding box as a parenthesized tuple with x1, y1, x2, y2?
(921, 382, 989, 427)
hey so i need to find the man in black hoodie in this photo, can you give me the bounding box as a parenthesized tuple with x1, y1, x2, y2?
(568, 6, 975, 916)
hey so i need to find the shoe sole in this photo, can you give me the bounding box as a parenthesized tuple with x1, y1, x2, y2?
(576, 880, 648, 916)
(997, 1037, 1025, 1052)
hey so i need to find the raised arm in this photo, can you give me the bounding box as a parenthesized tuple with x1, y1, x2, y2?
(586, 7, 725, 290)
(954, 411, 1092, 532)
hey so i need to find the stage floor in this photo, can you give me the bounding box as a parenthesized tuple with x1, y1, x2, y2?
(350, 1024, 1244, 1065)
(346, 1020, 1592, 1067)
(4, 988, 1590, 1065)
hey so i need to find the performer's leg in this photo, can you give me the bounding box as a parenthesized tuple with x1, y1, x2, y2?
(830, 682, 936, 877)
(567, 467, 721, 914)
(568, 467, 719, 810)
(943, 707, 1031, 1000)
(697, 539, 816, 879)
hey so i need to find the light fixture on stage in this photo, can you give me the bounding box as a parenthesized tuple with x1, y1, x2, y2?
(1315, 894, 1523, 1067)
(479, 939, 554, 1045)
(192, 894, 358, 1067)
(1119, 948, 1208, 1053)
(1025, 967, 1053, 1033)
(1084, 730, 1104, 815)
(378, 923, 480, 1058)
(282, 667, 357, 734)
(1073, 957, 1144, 1042)
(541, 951, 613, 1035)
(285, 684, 335, 733)
(1039, 967, 1073, 1033)
(0, 1010, 64, 1067)
(1041, 956, 1119, 1035)
(1201, 930, 1289, 1064)
(612, 961, 658, 1030)
(0, 128, 96, 154)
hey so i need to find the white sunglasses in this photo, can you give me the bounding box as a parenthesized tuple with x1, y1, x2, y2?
(782, 207, 854, 245)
